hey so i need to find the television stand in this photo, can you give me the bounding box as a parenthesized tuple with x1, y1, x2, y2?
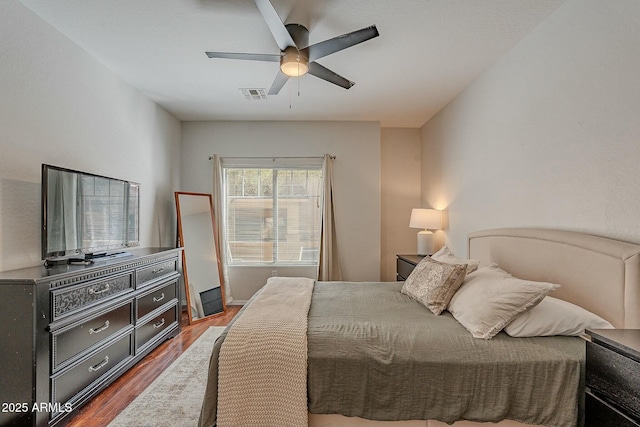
(43, 252, 134, 268)
(85, 251, 133, 261)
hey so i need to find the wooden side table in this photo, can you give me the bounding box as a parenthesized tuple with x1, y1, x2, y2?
(585, 329, 640, 426)
(396, 254, 426, 281)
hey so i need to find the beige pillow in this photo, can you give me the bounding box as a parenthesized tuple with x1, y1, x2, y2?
(448, 264, 559, 339)
(431, 246, 480, 275)
(401, 257, 467, 315)
(504, 296, 614, 337)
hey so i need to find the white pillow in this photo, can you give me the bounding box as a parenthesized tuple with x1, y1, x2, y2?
(431, 246, 479, 275)
(448, 264, 559, 339)
(504, 296, 614, 337)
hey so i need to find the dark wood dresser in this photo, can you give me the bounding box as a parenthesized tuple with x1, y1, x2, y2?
(396, 254, 426, 281)
(0, 247, 182, 427)
(585, 329, 640, 426)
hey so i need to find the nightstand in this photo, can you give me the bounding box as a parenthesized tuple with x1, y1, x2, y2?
(585, 329, 640, 426)
(396, 255, 426, 281)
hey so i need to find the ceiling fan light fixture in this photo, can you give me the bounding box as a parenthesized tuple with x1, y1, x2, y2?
(280, 46, 309, 77)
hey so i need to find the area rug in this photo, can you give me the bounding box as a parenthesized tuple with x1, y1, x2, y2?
(107, 326, 225, 427)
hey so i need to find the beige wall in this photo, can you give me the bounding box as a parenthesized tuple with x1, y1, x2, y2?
(10, 0, 637, 289)
(380, 128, 422, 281)
(421, 0, 640, 256)
(180, 121, 381, 302)
(0, 2, 181, 272)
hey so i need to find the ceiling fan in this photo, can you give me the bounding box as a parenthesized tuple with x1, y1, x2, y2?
(205, 0, 379, 95)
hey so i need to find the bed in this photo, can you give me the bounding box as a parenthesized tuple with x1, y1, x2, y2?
(199, 228, 640, 427)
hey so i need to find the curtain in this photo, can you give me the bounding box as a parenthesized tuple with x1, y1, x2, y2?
(317, 154, 343, 281)
(211, 155, 231, 301)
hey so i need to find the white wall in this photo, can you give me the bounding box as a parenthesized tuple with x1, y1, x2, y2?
(421, 0, 640, 256)
(380, 128, 422, 281)
(0, 1, 181, 272)
(181, 121, 381, 301)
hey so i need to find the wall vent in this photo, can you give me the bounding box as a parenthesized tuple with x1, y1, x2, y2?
(240, 88, 268, 100)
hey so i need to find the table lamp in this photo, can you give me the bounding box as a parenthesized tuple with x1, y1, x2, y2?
(409, 208, 442, 255)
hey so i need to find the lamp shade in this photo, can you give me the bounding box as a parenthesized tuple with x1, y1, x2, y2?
(409, 208, 442, 230)
(409, 208, 442, 255)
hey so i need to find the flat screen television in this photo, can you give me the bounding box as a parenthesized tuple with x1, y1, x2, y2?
(41, 164, 140, 264)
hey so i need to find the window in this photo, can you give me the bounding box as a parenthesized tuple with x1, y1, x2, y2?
(222, 160, 322, 265)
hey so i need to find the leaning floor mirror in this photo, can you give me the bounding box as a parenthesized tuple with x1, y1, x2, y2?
(175, 192, 226, 323)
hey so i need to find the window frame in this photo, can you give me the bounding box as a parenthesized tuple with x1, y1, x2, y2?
(221, 157, 323, 267)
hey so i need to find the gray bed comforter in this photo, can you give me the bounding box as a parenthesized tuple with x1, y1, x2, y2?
(200, 281, 584, 427)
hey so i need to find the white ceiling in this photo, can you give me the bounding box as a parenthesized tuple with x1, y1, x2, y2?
(20, 0, 566, 127)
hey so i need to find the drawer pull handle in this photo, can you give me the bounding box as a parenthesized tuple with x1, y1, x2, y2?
(89, 320, 110, 334)
(153, 293, 165, 303)
(88, 283, 110, 295)
(153, 318, 166, 329)
(152, 267, 166, 274)
(88, 356, 109, 372)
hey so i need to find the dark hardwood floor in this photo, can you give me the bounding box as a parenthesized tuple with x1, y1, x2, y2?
(66, 305, 241, 427)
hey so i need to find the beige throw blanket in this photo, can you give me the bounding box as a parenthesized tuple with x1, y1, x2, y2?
(216, 277, 314, 427)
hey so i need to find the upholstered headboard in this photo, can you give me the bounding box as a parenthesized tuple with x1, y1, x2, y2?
(468, 228, 640, 329)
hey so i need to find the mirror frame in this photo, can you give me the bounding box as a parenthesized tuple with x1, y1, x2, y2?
(175, 191, 226, 324)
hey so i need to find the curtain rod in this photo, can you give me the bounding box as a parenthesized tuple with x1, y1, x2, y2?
(208, 155, 336, 161)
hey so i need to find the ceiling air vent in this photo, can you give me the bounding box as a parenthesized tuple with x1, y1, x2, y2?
(240, 88, 268, 101)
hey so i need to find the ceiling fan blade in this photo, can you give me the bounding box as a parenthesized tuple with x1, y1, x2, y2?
(305, 25, 379, 62)
(308, 62, 354, 90)
(205, 52, 280, 62)
(254, 0, 297, 50)
(268, 71, 290, 95)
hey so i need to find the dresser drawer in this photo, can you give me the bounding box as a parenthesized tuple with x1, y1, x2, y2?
(52, 301, 133, 371)
(586, 391, 640, 427)
(135, 304, 178, 353)
(136, 280, 178, 320)
(586, 340, 640, 420)
(397, 257, 419, 281)
(52, 272, 134, 320)
(51, 332, 133, 409)
(136, 259, 178, 288)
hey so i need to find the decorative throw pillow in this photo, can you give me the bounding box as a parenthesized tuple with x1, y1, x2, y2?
(504, 296, 614, 337)
(448, 264, 559, 339)
(431, 246, 480, 275)
(401, 257, 467, 315)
